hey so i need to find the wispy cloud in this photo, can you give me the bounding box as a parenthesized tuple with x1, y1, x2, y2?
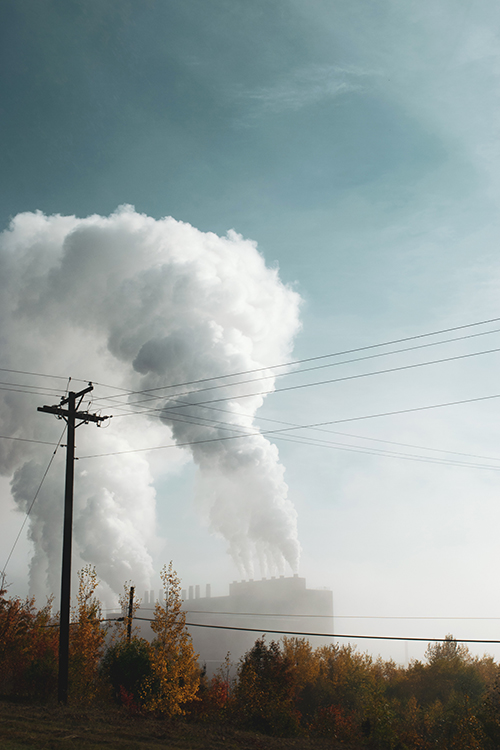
(238, 64, 374, 120)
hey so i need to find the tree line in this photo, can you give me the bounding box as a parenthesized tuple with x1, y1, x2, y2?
(2, 565, 500, 749)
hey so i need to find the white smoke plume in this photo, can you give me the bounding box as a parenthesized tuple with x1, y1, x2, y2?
(0, 206, 302, 602)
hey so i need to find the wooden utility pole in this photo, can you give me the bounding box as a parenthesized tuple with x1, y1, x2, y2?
(127, 586, 135, 642)
(38, 384, 110, 704)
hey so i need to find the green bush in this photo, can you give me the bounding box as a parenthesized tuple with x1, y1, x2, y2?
(101, 638, 152, 705)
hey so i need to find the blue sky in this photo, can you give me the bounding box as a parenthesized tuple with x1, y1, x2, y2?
(0, 0, 461, 315)
(2, 0, 500, 663)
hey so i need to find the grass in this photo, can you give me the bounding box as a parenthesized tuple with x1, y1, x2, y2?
(0, 700, 358, 750)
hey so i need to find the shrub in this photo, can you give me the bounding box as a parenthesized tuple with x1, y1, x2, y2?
(101, 638, 152, 706)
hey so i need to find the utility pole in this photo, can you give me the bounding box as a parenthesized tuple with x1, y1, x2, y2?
(38, 383, 110, 704)
(127, 586, 135, 643)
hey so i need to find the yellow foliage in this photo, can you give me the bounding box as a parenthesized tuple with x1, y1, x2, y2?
(283, 637, 319, 691)
(68, 565, 106, 704)
(140, 562, 200, 717)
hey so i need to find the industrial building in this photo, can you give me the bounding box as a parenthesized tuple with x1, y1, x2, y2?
(133, 575, 333, 676)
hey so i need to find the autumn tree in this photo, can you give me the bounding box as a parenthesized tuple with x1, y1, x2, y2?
(192, 652, 236, 722)
(312, 644, 378, 714)
(283, 637, 319, 690)
(481, 663, 500, 749)
(68, 565, 107, 704)
(382, 637, 492, 749)
(395, 636, 486, 710)
(0, 580, 58, 699)
(282, 637, 319, 725)
(233, 637, 300, 736)
(140, 562, 200, 716)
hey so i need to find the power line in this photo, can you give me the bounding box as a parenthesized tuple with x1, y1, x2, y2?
(103, 339, 500, 413)
(107, 605, 500, 621)
(64, 331, 500, 465)
(0, 426, 67, 583)
(106, 407, 500, 470)
(172, 609, 500, 621)
(130, 616, 500, 644)
(285, 426, 500, 462)
(0, 435, 60, 446)
(7, 323, 500, 465)
(0, 385, 68, 398)
(92, 316, 500, 404)
(106, 344, 500, 420)
(334, 615, 500, 621)
(186, 405, 500, 463)
(0, 379, 65, 393)
(132, 405, 500, 469)
(4, 388, 500, 469)
(4, 320, 500, 419)
(0, 367, 85, 382)
(177, 345, 500, 407)
(79, 391, 500, 459)
(185, 624, 500, 645)
(90, 370, 500, 464)
(3, 316, 500, 411)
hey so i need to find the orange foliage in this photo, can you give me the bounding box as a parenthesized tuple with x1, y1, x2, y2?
(0, 581, 58, 699)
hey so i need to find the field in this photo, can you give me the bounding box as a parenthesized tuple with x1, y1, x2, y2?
(0, 700, 354, 750)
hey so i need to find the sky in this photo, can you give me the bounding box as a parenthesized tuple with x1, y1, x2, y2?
(2, 0, 500, 664)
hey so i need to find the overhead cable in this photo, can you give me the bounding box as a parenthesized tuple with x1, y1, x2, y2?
(0, 367, 87, 383)
(0, 426, 67, 582)
(131, 616, 500, 644)
(106, 344, 500, 418)
(106, 407, 500, 470)
(92, 316, 500, 404)
(170, 406, 500, 463)
(3, 315, 500, 405)
(0, 435, 60, 446)
(79, 391, 500, 459)
(154, 609, 500, 621)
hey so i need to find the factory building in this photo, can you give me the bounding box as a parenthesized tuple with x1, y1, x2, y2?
(133, 575, 333, 676)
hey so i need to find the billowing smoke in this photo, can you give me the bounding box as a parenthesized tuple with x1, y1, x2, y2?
(0, 206, 302, 602)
